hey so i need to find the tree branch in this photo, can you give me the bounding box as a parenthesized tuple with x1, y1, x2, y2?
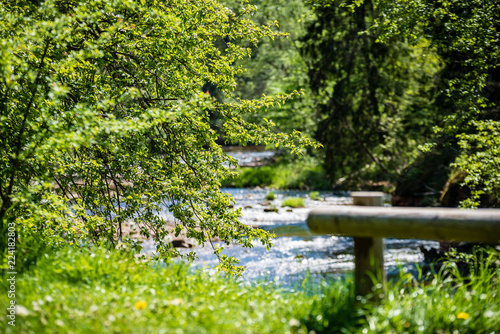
(7, 39, 51, 199)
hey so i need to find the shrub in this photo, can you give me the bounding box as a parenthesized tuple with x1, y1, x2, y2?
(281, 197, 305, 208)
(0, 0, 318, 275)
(266, 191, 276, 200)
(309, 191, 321, 200)
(225, 157, 331, 190)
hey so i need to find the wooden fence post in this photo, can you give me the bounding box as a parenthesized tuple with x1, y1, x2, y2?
(307, 203, 500, 300)
(351, 192, 386, 297)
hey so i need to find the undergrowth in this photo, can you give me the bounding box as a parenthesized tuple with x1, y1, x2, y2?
(224, 157, 331, 190)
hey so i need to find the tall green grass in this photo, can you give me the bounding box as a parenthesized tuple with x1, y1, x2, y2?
(1, 246, 499, 333)
(309, 191, 321, 201)
(361, 249, 500, 333)
(0, 247, 355, 333)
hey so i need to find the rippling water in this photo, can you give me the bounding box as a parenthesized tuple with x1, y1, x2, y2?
(225, 150, 276, 167)
(148, 188, 439, 285)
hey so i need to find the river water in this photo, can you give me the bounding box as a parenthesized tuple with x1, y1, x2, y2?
(143, 150, 439, 285)
(171, 188, 439, 285)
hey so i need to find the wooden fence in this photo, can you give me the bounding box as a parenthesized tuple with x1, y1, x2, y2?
(307, 192, 500, 296)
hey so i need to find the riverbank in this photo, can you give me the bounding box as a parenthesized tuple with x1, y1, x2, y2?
(223, 156, 332, 190)
(223, 154, 396, 193)
(2, 245, 499, 333)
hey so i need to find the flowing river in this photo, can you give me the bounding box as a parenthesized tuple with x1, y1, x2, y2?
(145, 188, 440, 286)
(144, 150, 439, 285)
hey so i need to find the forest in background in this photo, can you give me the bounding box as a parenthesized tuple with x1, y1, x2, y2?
(221, 0, 500, 209)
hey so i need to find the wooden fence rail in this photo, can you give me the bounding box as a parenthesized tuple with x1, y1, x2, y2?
(306, 192, 500, 296)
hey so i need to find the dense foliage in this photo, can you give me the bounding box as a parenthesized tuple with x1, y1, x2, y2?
(0, 0, 317, 273)
(2, 0, 499, 277)
(371, 0, 500, 207)
(292, 0, 499, 207)
(223, 0, 318, 138)
(301, 0, 442, 187)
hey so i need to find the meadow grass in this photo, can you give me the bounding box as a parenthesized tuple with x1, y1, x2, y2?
(1, 246, 499, 333)
(0, 247, 355, 334)
(362, 249, 500, 333)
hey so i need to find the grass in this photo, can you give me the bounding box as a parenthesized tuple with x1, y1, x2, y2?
(224, 156, 331, 190)
(0, 246, 355, 333)
(309, 191, 321, 201)
(363, 248, 500, 333)
(265, 204, 279, 212)
(1, 246, 499, 333)
(265, 191, 276, 200)
(281, 197, 305, 208)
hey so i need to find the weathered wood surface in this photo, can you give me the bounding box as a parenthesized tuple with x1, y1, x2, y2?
(351, 191, 385, 206)
(307, 206, 500, 242)
(351, 192, 386, 297)
(354, 236, 385, 297)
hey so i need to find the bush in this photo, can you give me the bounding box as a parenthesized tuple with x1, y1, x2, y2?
(281, 197, 305, 208)
(309, 191, 321, 201)
(228, 166, 276, 188)
(0, 0, 318, 276)
(266, 191, 276, 200)
(224, 157, 331, 190)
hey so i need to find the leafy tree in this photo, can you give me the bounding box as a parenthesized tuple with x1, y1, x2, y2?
(374, 0, 500, 207)
(226, 0, 318, 137)
(301, 0, 441, 188)
(0, 0, 316, 272)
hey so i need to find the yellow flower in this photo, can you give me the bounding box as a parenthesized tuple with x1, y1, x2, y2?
(135, 300, 148, 310)
(457, 312, 469, 320)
